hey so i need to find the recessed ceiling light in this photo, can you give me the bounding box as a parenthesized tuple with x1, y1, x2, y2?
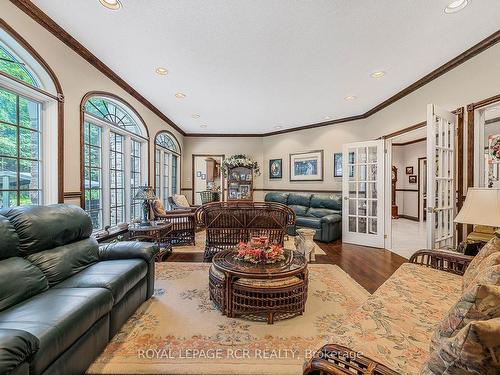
(344, 96, 357, 101)
(444, 0, 469, 14)
(99, 0, 121, 10)
(370, 71, 386, 78)
(175, 93, 186, 99)
(192, 114, 200, 119)
(324, 116, 332, 120)
(273, 125, 283, 130)
(200, 124, 207, 129)
(155, 67, 168, 75)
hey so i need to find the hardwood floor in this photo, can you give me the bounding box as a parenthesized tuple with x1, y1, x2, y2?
(166, 240, 406, 294)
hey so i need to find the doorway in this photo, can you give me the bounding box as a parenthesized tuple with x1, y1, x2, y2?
(192, 154, 224, 205)
(388, 127, 427, 258)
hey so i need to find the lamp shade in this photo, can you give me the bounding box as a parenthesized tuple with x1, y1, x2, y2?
(454, 188, 500, 227)
(133, 186, 157, 201)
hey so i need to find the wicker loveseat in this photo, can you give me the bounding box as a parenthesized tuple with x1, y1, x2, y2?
(304, 246, 500, 375)
(195, 201, 295, 261)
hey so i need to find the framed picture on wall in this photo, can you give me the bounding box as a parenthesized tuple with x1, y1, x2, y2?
(406, 166, 413, 174)
(289, 150, 323, 181)
(334, 153, 342, 177)
(196, 171, 202, 177)
(201, 174, 206, 180)
(409, 175, 417, 183)
(269, 159, 282, 179)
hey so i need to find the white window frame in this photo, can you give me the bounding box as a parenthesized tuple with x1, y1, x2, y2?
(0, 76, 58, 206)
(84, 113, 148, 228)
(155, 146, 180, 206)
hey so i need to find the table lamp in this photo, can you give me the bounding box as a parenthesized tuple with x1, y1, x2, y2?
(454, 188, 500, 237)
(134, 186, 157, 226)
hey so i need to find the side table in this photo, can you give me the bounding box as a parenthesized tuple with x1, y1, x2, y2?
(128, 221, 173, 261)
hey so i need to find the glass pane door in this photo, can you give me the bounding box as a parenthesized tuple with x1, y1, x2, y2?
(342, 140, 385, 248)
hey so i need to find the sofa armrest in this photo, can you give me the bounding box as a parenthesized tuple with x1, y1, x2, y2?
(98, 241, 159, 262)
(320, 214, 341, 224)
(303, 344, 398, 375)
(0, 329, 39, 375)
(409, 249, 473, 276)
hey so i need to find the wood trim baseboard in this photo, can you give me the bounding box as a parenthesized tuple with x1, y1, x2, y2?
(395, 188, 418, 192)
(9, 0, 185, 137)
(8, 1, 500, 137)
(398, 214, 419, 222)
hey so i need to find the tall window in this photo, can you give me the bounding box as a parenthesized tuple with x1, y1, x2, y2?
(0, 29, 58, 209)
(83, 96, 148, 230)
(155, 132, 180, 207)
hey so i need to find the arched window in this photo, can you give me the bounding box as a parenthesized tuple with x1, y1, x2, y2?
(0, 24, 60, 209)
(82, 94, 148, 230)
(155, 132, 180, 207)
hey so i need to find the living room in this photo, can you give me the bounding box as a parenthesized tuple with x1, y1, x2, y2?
(0, 1, 499, 374)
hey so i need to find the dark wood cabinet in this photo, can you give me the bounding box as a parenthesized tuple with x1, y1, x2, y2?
(227, 166, 253, 201)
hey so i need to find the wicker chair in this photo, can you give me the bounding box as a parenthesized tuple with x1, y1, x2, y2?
(198, 190, 220, 205)
(195, 201, 296, 262)
(151, 200, 196, 246)
(303, 250, 474, 375)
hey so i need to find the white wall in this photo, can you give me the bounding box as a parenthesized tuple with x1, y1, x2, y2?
(1, 2, 183, 206)
(392, 141, 426, 218)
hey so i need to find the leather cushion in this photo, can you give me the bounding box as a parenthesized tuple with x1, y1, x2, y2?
(307, 207, 338, 218)
(0, 328, 39, 375)
(296, 216, 321, 229)
(310, 193, 342, 210)
(26, 238, 99, 287)
(288, 204, 308, 216)
(264, 192, 289, 205)
(1, 204, 93, 256)
(287, 193, 312, 207)
(54, 259, 147, 304)
(0, 215, 19, 259)
(0, 258, 48, 312)
(0, 288, 113, 375)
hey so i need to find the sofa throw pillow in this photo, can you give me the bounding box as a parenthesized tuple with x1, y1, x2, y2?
(420, 319, 500, 375)
(153, 199, 166, 216)
(463, 236, 500, 290)
(173, 194, 190, 208)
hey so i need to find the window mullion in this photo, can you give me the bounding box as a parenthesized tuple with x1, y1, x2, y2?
(102, 127, 111, 227)
(124, 136, 132, 223)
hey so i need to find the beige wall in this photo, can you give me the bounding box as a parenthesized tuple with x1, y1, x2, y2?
(1, 2, 183, 206)
(184, 42, 500, 199)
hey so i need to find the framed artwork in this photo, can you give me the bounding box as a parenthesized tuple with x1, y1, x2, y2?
(409, 175, 417, 184)
(289, 150, 323, 181)
(269, 159, 282, 179)
(196, 171, 202, 177)
(406, 166, 413, 175)
(201, 174, 206, 180)
(334, 153, 342, 177)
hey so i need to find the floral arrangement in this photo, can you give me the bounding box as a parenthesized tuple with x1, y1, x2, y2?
(234, 236, 285, 264)
(489, 135, 500, 163)
(221, 154, 261, 177)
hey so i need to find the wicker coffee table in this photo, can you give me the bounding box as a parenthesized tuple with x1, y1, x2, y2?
(209, 249, 308, 324)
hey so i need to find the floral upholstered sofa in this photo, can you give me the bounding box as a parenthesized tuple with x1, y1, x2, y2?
(304, 239, 500, 375)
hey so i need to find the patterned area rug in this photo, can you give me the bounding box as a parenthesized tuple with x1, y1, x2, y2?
(173, 231, 327, 255)
(88, 262, 369, 375)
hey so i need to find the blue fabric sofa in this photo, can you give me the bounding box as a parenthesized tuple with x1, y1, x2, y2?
(264, 192, 342, 242)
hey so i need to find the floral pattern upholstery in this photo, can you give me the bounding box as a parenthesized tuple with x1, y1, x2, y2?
(463, 235, 500, 290)
(330, 263, 463, 375)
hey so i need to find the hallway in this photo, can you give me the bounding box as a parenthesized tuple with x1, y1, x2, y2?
(391, 218, 427, 259)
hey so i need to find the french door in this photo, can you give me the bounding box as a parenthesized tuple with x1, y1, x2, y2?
(426, 104, 456, 249)
(342, 140, 385, 248)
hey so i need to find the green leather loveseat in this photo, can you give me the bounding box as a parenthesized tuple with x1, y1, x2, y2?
(0, 204, 158, 375)
(264, 192, 342, 242)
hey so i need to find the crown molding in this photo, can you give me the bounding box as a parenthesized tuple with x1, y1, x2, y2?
(10, 1, 500, 138)
(10, 0, 186, 136)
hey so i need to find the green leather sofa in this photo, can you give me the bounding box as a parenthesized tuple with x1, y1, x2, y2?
(264, 192, 342, 242)
(0, 204, 158, 375)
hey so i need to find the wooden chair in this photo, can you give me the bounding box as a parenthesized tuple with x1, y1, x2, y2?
(195, 201, 295, 262)
(151, 199, 196, 246)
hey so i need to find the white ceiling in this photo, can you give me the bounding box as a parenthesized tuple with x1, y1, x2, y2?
(392, 127, 427, 144)
(32, 0, 500, 134)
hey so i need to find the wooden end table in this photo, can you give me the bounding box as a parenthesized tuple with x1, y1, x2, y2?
(128, 221, 173, 261)
(209, 249, 308, 324)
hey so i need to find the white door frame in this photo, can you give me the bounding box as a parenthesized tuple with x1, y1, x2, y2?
(342, 139, 385, 248)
